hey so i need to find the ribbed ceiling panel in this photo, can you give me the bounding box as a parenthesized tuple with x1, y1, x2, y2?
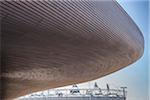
(1, 0, 144, 99)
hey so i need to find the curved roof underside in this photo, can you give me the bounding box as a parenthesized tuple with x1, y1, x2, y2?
(1, 0, 144, 99)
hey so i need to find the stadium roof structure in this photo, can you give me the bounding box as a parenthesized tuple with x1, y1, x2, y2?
(1, 0, 144, 99)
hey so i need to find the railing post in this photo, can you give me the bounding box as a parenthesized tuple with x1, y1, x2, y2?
(121, 87, 127, 100)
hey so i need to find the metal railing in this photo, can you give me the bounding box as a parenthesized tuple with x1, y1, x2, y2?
(19, 88, 127, 99)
